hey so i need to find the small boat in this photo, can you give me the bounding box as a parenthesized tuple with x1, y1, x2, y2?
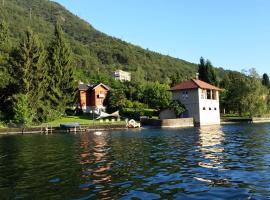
(127, 119, 141, 128)
(60, 123, 80, 129)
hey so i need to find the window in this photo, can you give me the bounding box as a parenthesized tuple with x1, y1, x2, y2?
(207, 90, 211, 99)
(214, 107, 217, 110)
(201, 89, 206, 99)
(209, 107, 211, 110)
(203, 107, 206, 110)
(212, 90, 217, 100)
(182, 91, 189, 99)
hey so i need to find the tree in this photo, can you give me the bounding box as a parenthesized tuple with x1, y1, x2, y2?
(143, 82, 172, 109)
(169, 100, 186, 116)
(0, 20, 11, 89)
(47, 22, 76, 117)
(223, 69, 267, 117)
(10, 28, 47, 123)
(105, 89, 127, 113)
(198, 57, 218, 85)
(262, 73, 270, 87)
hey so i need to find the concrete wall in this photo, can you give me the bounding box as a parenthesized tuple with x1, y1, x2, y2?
(161, 118, 194, 127)
(140, 118, 193, 128)
(252, 117, 270, 123)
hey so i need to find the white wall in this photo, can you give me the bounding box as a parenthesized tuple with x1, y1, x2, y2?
(198, 89, 220, 125)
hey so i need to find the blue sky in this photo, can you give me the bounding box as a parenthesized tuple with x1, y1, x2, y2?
(54, 0, 270, 75)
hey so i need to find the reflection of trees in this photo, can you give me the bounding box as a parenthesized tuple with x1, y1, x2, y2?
(0, 136, 21, 195)
(198, 125, 225, 169)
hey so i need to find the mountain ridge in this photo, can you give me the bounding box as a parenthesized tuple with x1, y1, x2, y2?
(0, 0, 227, 83)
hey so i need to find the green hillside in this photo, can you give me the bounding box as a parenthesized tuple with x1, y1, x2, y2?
(0, 0, 199, 83)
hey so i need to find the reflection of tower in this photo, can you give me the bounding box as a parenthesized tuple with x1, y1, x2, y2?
(198, 126, 225, 169)
(79, 132, 112, 197)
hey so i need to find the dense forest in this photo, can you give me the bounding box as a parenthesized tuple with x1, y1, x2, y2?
(1, 0, 270, 126)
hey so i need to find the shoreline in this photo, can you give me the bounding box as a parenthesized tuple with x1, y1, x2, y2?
(0, 124, 127, 135)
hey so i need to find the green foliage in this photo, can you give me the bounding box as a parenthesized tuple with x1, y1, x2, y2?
(142, 82, 172, 109)
(0, 20, 11, 89)
(0, 21, 76, 125)
(47, 22, 76, 114)
(198, 57, 218, 85)
(0, 0, 200, 84)
(262, 73, 270, 87)
(10, 28, 47, 122)
(12, 94, 31, 125)
(221, 69, 268, 117)
(169, 100, 186, 116)
(121, 108, 158, 120)
(105, 89, 127, 113)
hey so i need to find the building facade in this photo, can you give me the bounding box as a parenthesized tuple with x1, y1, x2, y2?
(78, 83, 110, 113)
(113, 70, 131, 82)
(169, 79, 222, 126)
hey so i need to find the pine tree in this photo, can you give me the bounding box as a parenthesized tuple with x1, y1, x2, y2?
(205, 59, 218, 85)
(47, 22, 76, 117)
(262, 73, 270, 87)
(198, 57, 207, 81)
(198, 57, 217, 85)
(10, 28, 47, 123)
(0, 20, 11, 89)
(0, 20, 12, 121)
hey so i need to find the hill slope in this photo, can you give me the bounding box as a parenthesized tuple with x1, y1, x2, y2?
(0, 0, 199, 82)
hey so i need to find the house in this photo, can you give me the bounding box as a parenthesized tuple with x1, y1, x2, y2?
(169, 78, 222, 126)
(78, 83, 110, 113)
(113, 70, 131, 82)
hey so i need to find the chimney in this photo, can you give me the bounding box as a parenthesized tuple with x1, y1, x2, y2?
(195, 73, 199, 80)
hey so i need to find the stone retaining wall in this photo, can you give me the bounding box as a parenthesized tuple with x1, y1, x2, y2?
(252, 117, 270, 123)
(161, 118, 194, 127)
(141, 118, 194, 128)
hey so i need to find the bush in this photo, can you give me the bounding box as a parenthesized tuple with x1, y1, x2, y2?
(121, 108, 158, 120)
(12, 94, 31, 125)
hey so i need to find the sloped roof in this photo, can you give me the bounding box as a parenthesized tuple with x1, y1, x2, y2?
(78, 83, 110, 91)
(169, 79, 222, 91)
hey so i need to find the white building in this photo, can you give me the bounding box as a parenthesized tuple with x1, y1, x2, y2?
(113, 70, 131, 82)
(169, 78, 222, 126)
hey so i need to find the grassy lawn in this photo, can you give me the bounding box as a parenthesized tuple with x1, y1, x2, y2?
(38, 116, 126, 127)
(221, 114, 251, 121)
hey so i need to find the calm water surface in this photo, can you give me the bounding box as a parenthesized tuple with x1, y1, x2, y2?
(1, 124, 270, 199)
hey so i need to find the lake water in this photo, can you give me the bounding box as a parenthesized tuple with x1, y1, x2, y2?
(0, 124, 270, 199)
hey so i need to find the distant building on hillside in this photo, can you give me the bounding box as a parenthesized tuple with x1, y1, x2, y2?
(169, 78, 222, 126)
(78, 83, 110, 113)
(113, 70, 131, 82)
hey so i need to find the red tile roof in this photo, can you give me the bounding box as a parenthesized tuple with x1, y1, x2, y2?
(78, 83, 110, 91)
(169, 79, 222, 91)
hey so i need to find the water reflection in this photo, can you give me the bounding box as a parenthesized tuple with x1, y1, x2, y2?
(198, 125, 225, 170)
(79, 131, 113, 198)
(0, 125, 270, 199)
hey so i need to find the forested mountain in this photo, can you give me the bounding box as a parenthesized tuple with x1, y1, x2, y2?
(0, 0, 201, 83)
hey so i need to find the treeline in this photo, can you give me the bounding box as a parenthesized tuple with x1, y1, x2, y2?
(0, 20, 76, 125)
